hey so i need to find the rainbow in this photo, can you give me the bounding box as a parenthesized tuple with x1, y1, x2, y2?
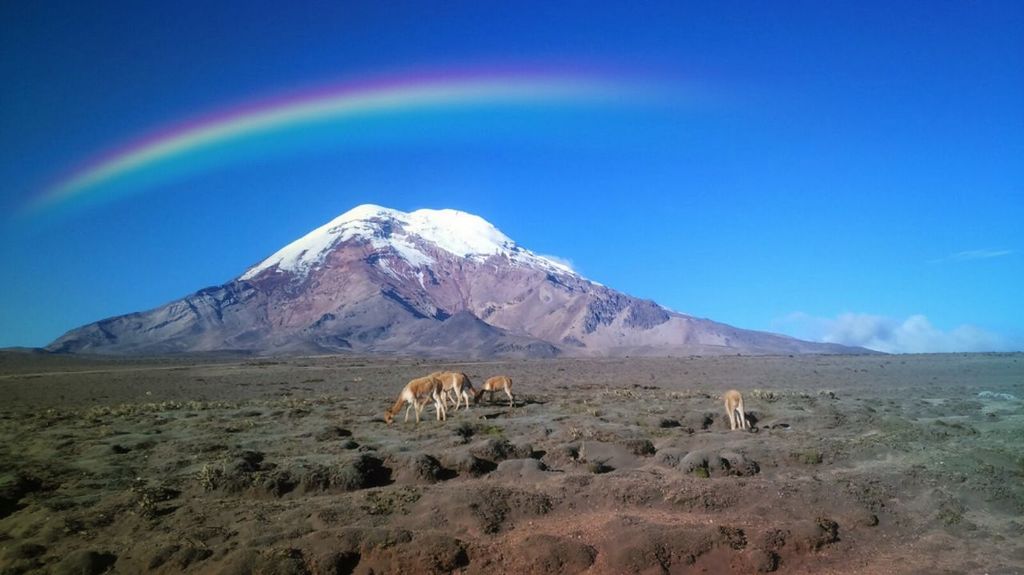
(28, 71, 632, 214)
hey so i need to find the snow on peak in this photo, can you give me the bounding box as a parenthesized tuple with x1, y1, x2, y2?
(402, 208, 515, 258)
(240, 204, 576, 280)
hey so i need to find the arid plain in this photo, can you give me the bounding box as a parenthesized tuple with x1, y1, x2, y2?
(1, 352, 1022, 574)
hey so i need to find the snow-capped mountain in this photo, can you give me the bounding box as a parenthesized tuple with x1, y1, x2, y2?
(241, 204, 575, 281)
(48, 205, 867, 357)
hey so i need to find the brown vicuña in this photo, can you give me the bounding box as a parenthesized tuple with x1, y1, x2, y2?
(476, 375, 514, 407)
(385, 374, 447, 424)
(430, 371, 475, 411)
(723, 389, 748, 431)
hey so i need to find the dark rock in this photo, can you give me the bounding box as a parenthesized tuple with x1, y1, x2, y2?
(624, 299, 671, 329)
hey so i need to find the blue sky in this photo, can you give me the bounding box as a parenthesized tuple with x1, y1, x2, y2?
(1, 1, 1021, 352)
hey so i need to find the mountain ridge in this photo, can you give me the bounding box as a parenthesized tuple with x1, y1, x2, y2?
(48, 205, 873, 357)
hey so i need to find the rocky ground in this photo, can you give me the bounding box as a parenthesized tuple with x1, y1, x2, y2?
(1, 352, 1022, 574)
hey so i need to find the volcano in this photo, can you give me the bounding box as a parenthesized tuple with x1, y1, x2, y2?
(48, 205, 867, 357)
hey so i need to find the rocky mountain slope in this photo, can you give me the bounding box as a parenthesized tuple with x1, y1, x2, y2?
(48, 205, 867, 357)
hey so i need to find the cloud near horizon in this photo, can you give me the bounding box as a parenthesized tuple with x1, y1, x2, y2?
(776, 312, 1015, 353)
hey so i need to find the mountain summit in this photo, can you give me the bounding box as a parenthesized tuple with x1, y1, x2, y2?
(240, 204, 575, 282)
(49, 204, 866, 357)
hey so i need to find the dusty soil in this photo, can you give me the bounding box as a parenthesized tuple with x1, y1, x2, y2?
(1, 352, 1022, 574)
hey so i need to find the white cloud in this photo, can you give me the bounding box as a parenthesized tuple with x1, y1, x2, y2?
(935, 249, 1014, 263)
(537, 253, 575, 271)
(775, 312, 1014, 353)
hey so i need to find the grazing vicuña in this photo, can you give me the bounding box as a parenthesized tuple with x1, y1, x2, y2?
(385, 374, 447, 424)
(431, 371, 475, 411)
(477, 375, 514, 407)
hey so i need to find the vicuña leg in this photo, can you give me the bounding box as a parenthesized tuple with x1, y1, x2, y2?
(434, 390, 447, 421)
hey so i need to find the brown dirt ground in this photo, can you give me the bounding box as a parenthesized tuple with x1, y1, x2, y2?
(1, 352, 1022, 574)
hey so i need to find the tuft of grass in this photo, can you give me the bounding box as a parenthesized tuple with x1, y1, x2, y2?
(196, 464, 225, 491)
(453, 421, 476, 441)
(129, 479, 179, 519)
(937, 501, 965, 526)
(363, 487, 421, 516)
